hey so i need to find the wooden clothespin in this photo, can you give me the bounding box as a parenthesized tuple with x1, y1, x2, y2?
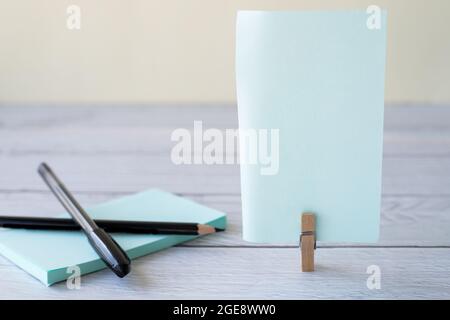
(300, 213, 316, 272)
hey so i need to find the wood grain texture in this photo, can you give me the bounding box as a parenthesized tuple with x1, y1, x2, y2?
(0, 247, 448, 299)
(0, 104, 449, 299)
(301, 213, 315, 272)
(0, 192, 449, 247)
(1, 155, 450, 196)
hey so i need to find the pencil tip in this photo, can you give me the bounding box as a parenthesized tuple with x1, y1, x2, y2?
(197, 224, 225, 235)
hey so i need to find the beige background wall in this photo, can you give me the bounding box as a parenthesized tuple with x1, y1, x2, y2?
(0, 0, 449, 104)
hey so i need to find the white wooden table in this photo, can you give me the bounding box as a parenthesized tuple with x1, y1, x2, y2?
(0, 104, 449, 299)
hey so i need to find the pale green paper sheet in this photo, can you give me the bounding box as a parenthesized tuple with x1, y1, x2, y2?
(0, 189, 227, 286)
(236, 11, 387, 243)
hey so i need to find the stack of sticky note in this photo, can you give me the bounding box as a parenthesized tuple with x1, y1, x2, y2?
(0, 189, 227, 286)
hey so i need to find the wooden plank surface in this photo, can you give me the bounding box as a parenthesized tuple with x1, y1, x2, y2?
(0, 104, 449, 299)
(0, 247, 448, 299)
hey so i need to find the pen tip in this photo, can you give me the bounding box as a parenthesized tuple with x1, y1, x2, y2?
(214, 228, 225, 232)
(114, 263, 131, 278)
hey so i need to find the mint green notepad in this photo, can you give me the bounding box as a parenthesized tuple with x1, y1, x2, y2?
(236, 11, 386, 243)
(0, 189, 227, 286)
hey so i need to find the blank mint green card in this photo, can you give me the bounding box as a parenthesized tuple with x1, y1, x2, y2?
(236, 11, 387, 243)
(0, 190, 226, 286)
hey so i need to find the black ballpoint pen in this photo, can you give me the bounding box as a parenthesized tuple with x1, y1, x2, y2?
(37, 163, 131, 278)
